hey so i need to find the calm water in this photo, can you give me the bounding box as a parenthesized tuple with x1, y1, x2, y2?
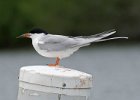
(0, 45, 140, 100)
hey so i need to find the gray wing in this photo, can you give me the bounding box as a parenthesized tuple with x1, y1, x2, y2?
(74, 29, 127, 42)
(74, 29, 116, 40)
(38, 34, 86, 52)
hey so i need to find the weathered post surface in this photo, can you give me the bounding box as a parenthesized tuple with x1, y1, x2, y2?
(17, 65, 93, 100)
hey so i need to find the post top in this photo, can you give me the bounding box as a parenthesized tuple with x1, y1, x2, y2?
(19, 65, 93, 89)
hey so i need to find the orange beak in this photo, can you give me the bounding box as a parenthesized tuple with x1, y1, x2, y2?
(17, 33, 31, 38)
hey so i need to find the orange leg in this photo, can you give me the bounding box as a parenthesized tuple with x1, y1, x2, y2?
(48, 57, 60, 67)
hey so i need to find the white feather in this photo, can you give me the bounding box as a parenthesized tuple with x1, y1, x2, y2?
(30, 30, 128, 59)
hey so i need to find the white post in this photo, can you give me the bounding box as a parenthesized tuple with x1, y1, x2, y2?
(17, 65, 93, 100)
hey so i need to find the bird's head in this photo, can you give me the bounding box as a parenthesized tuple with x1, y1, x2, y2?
(17, 28, 48, 39)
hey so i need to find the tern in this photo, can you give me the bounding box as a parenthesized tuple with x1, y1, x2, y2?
(17, 28, 128, 67)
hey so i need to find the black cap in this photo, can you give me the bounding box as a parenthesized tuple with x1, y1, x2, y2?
(29, 28, 48, 34)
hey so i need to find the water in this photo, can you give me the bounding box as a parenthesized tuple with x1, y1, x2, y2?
(0, 45, 140, 100)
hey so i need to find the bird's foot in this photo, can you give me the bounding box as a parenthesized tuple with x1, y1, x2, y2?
(47, 64, 60, 67)
(48, 57, 60, 67)
(47, 57, 60, 67)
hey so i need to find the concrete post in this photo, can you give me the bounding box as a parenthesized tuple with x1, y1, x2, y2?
(17, 65, 93, 100)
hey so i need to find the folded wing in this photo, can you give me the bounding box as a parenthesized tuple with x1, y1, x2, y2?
(38, 30, 127, 52)
(38, 34, 83, 51)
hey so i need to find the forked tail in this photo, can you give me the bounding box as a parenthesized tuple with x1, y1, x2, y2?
(94, 37, 128, 42)
(85, 29, 128, 43)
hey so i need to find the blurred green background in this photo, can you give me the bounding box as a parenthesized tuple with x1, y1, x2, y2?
(0, 0, 140, 48)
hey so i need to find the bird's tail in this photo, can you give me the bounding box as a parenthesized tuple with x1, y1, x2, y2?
(94, 37, 128, 42)
(84, 29, 128, 43)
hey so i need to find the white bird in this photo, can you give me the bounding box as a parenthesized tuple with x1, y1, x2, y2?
(17, 28, 128, 67)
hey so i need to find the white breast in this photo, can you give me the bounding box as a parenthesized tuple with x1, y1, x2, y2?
(32, 38, 80, 59)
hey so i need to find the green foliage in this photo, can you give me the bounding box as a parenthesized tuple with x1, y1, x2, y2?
(0, 0, 140, 48)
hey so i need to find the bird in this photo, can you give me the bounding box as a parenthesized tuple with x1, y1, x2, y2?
(17, 28, 128, 67)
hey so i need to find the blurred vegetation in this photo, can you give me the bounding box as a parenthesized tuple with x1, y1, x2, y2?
(0, 0, 140, 48)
